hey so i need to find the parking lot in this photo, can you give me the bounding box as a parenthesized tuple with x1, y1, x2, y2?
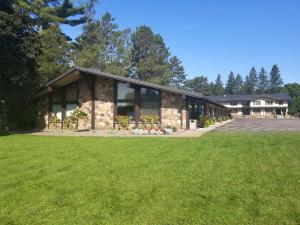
(215, 118, 300, 132)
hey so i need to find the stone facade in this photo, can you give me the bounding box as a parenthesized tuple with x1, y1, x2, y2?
(94, 77, 114, 129)
(77, 78, 92, 130)
(161, 91, 186, 129)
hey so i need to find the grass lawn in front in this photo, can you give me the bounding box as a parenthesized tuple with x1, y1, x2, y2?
(0, 132, 299, 225)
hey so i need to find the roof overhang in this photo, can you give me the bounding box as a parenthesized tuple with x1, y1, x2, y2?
(35, 66, 228, 109)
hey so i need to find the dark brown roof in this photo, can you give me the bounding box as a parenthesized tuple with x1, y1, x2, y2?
(207, 93, 292, 102)
(38, 66, 227, 108)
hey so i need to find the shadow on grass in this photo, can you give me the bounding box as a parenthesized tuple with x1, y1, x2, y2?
(0, 129, 43, 137)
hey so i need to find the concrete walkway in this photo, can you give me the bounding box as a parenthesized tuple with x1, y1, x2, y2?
(31, 120, 234, 137)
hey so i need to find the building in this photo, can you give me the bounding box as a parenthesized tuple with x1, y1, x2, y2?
(207, 93, 292, 118)
(36, 67, 229, 130)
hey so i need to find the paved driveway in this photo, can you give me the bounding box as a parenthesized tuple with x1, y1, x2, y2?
(215, 118, 300, 132)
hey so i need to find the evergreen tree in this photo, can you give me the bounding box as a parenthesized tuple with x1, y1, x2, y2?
(37, 25, 71, 84)
(235, 74, 243, 94)
(168, 56, 186, 88)
(0, 0, 41, 128)
(269, 64, 283, 93)
(131, 26, 170, 84)
(74, 12, 132, 76)
(225, 71, 236, 95)
(18, 0, 86, 30)
(257, 67, 269, 94)
(73, 20, 102, 67)
(213, 74, 225, 95)
(247, 67, 258, 94)
(183, 76, 212, 96)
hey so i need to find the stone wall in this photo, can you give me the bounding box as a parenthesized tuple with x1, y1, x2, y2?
(94, 77, 114, 129)
(77, 78, 92, 130)
(161, 91, 185, 129)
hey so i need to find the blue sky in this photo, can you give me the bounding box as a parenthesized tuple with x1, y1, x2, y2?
(62, 0, 300, 83)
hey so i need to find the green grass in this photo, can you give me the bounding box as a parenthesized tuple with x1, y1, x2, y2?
(0, 133, 299, 225)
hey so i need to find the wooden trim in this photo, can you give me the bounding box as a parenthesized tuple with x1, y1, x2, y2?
(159, 90, 162, 125)
(91, 76, 96, 130)
(48, 94, 52, 129)
(135, 86, 141, 127)
(113, 80, 117, 129)
(186, 96, 190, 130)
(61, 88, 66, 130)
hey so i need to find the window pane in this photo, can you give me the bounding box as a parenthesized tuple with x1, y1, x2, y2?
(52, 90, 63, 102)
(117, 102, 135, 120)
(141, 87, 159, 101)
(66, 104, 77, 116)
(117, 82, 135, 100)
(52, 104, 62, 120)
(66, 86, 77, 102)
(141, 102, 159, 116)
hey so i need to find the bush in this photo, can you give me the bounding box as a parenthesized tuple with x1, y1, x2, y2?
(65, 108, 88, 130)
(49, 115, 60, 128)
(116, 115, 130, 130)
(141, 114, 160, 127)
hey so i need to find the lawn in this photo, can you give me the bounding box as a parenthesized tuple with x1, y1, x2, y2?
(0, 132, 299, 225)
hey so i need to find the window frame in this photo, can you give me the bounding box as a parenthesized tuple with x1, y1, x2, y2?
(253, 101, 261, 106)
(230, 101, 238, 106)
(114, 81, 161, 127)
(49, 82, 78, 129)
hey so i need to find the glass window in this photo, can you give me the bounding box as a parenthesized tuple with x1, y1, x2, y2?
(278, 101, 283, 105)
(231, 101, 237, 106)
(253, 101, 261, 105)
(117, 102, 135, 120)
(253, 109, 261, 113)
(117, 82, 135, 101)
(65, 86, 77, 102)
(140, 87, 160, 118)
(52, 90, 63, 102)
(265, 109, 273, 113)
(52, 104, 62, 120)
(141, 102, 160, 116)
(66, 104, 77, 116)
(141, 88, 160, 101)
(266, 101, 273, 105)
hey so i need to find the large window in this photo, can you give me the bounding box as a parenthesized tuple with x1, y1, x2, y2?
(140, 87, 160, 117)
(115, 82, 161, 123)
(116, 82, 135, 121)
(230, 101, 238, 106)
(266, 101, 273, 105)
(253, 101, 261, 106)
(50, 83, 78, 125)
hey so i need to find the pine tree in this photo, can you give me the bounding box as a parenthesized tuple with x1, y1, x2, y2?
(131, 26, 170, 84)
(183, 76, 212, 96)
(257, 67, 269, 94)
(74, 12, 132, 76)
(269, 64, 283, 93)
(168, 56, 186, 88)
(235, 74, 243, 94)
(37, 25, 71, 84)
(225, 71, 236, 95)
(248, 67, 258, 94)
(18, 0, 86, 30)
(213, 74, 225, 95)
(0, 0, 41, 129)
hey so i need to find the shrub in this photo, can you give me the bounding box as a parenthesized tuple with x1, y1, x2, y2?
(165, 125, 177, 132)
(116, 115, 130, 130)
(141, 114, 160, 127)
(49, 115, 60, 128)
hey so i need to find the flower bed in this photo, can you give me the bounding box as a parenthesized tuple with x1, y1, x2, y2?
(131, 126, 176, 135)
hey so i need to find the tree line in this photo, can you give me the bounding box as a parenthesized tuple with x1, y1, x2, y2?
(183, 65, 284, 96)
(0, 0, 299, 129)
